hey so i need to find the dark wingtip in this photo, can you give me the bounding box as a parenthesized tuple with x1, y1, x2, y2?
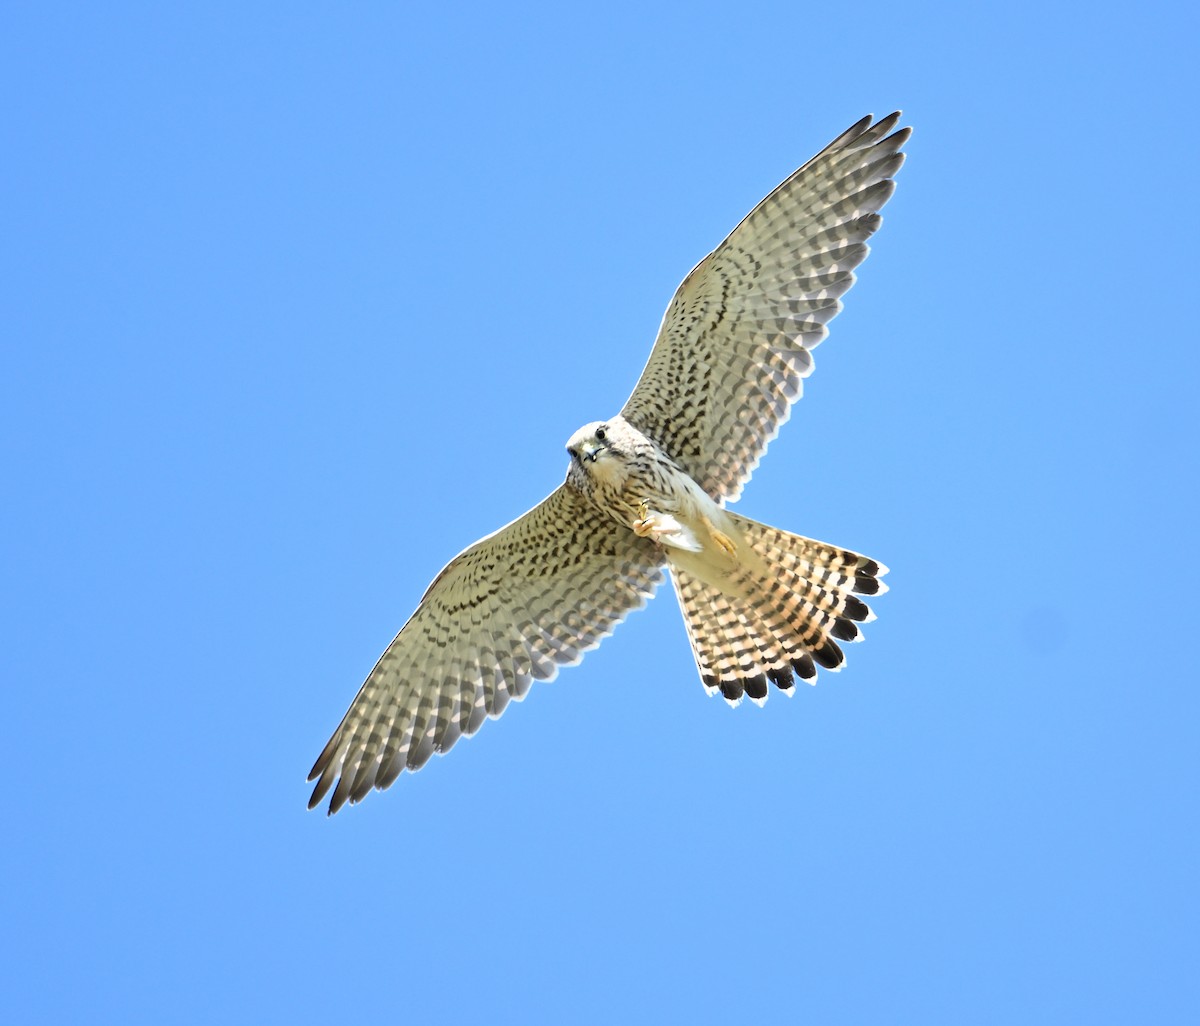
(307, 765, 337, 812)
(326, 774, 354, 815)
(307, 730, 342, 815)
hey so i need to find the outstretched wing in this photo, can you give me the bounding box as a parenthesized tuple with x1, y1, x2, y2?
(308, 484, 664, 813)
(621, 113, 910, 503)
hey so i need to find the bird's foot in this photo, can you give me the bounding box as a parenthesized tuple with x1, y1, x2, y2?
(633, 500, 680, 543)
(702, 515, 737, 557)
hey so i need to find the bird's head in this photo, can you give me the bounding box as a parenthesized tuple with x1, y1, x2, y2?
(566, 417, 638, 489)
(566, 421, 614, 464)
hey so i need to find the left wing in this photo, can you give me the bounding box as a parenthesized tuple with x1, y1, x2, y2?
(308, 484, 664, 814)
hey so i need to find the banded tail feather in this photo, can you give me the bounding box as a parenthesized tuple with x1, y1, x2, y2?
(670, 514, 887, 705)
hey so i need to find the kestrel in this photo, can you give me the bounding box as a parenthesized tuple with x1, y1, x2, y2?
(309, 112, 908, 813)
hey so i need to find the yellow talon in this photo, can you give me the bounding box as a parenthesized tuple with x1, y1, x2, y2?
(713, 530, 737, 556)
(633, 499, 659, 541)
(703, 515, 737, 556)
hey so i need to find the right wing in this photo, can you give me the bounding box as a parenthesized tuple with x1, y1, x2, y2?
(621, 113, 909, 503)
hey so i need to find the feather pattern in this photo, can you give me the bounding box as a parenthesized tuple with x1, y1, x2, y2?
(670, 513, 888, 706)
(308, 486, 664, 813)
(621, 113, 909, 503)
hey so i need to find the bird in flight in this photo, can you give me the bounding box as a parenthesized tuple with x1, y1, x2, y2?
(309, 112, 908, 813)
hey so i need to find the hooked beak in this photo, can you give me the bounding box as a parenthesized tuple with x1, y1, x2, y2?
(569, 443, 604, 464)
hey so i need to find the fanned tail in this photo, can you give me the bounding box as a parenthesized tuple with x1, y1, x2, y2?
(670, 513, 887, 705)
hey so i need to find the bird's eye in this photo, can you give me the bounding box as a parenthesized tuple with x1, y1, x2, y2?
(595, 427, 607, 441)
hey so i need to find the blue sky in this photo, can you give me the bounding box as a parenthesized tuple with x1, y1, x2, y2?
(3, 3, 1197, 1023)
